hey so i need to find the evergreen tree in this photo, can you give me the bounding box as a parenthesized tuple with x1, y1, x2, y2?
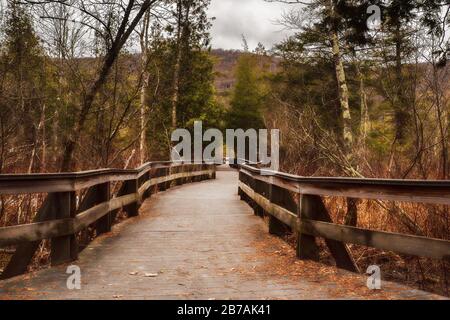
(0, 0, 53, 172)
(227, 53, 264, 130)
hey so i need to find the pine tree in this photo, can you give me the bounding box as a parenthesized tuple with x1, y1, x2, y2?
(227, 54, 264, 130)
(1, 0, 51, 172)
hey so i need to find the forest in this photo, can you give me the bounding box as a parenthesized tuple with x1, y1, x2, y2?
(0, 0, 449, 296)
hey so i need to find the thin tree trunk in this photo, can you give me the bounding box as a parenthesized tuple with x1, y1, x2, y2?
(139, 10, 151, 165)
(171, 53, 181, 130)
(41, 104, 46, 172)
(393, 23, 409, 144)
(329, 1, 356, 226)
(27, 105, 45, 173)
(357, 64, 369, 145)
(170, 0, 183, 130)
(139, 77, 149, 164)
(432, 63, 448, 179)
(331, 24, 353, 149)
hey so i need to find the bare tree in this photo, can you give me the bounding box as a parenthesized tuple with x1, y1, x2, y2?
(25, 0, 161, 171)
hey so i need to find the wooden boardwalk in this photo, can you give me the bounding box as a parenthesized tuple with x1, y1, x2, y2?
(0, 168, 445, 300)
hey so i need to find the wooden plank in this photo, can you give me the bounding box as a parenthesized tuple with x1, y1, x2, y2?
(109, 182, 127, 222)
(50, 191, 78, 266)
(76, 186, 101, 251)
(138, 171, 151, 200)
(0, 194, 138, 246)
(268, 184, 289, 236)
(0, 164, 212, 195)
(138, 181, 152, 198)
(294, 184, 450, 207)
(301, 220, 450, 260)
(239, 182, 297, 228)
(296, 194, 320, 261)
(147, 170, 214, 188)
(0, 218, 74, 247)
(0, 194, 57, 279)
(299, 194, 359, 272)
(96, 182, 111, 235)
(241, 169, 298, 193)
(239, 180, 358, 272)
(123, 179, 139, 217)
(109, 194, 138, 211)
(236, 180, 450, 262)
(240, 166, 450, 206)
(0, 161, 181, 195)
(74, 203, 111, 232)
(74, 194, 137, 231)
(158, 167, 170, 191)
(0, 171, 136, 195)
(78, 186, 99, 212)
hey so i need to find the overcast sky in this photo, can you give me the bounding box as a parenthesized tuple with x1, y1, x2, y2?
(208, 0, 295, 50)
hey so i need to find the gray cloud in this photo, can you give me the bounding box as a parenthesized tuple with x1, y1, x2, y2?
(208, 0, 295, 50)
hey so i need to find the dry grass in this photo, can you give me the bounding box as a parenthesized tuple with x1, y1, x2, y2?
(262, 194, 450, 297)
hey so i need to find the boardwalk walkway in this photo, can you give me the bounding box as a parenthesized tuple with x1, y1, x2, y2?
(0, 168, 445, 299)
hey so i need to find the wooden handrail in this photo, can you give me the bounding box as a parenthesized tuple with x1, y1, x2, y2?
(0, 161, 216, 279)
(0, 161, 187, 195)
(240, 164, 450, 205)
(238, 164, 450, 272)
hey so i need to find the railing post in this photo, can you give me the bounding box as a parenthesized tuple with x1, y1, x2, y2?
(238, 171, 244, 199)
(96, 182, 111, 234)
(181, 163, 188, 185)
(210, 164, 216, 180)
(158, 166, 169, 191)
(249, 172, 257, 211)
(123, 178, 139, 217)
(1, 194, 56, 279)
(137, 170, 151, 200)
(296, 194, 320, 261)
(296, 194, 359, 272)
(51, 191, 77, 266)
(268, 183, 287, 236)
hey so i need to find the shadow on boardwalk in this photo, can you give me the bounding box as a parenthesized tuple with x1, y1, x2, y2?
(0, 169, 446, 300)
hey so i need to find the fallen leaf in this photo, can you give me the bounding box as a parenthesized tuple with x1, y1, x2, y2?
(144, 273, 158, 277)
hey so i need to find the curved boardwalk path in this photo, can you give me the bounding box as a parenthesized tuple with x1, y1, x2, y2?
(0, 168, 445, 300)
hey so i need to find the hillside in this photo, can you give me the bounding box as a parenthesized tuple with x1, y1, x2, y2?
(210, 48, 280, 106)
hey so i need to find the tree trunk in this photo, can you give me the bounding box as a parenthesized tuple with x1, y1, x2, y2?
(170, 1, 184, 131)
(393, 23, 409, 144)
(139, 10, 151, 165)
(432, 63, 448, 179)
(331, 26, 353, 150)
(27, 104, 45, 173)
(59, 0, 157, 172)
(139, 73, 149, 164)
(170, 1, 192, 132)
(357, 64, 369, 145)
(41, 104, 46, 172)
(330, 1, 357, 226)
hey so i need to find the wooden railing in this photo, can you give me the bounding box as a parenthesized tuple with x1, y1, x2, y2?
(0, 161, 216, 279)
(238, 164, 450, 272)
